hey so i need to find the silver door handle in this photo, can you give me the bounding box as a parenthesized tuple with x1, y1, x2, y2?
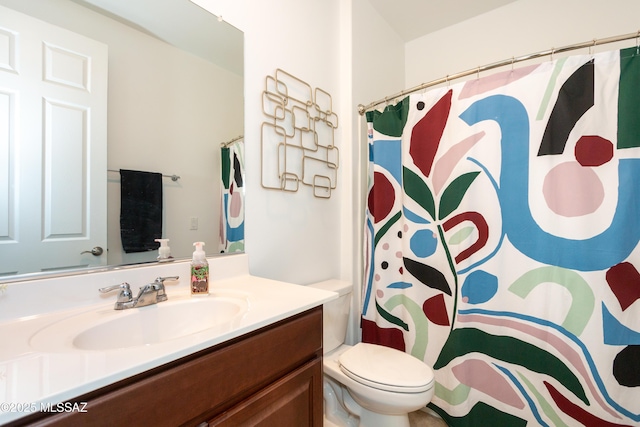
(81, 246, 104, 256)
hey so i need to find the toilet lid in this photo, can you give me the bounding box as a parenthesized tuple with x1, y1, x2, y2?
(338, 343, 434, 393)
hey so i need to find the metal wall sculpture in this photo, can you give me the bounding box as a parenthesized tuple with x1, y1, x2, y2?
(261, 69, 339, 198)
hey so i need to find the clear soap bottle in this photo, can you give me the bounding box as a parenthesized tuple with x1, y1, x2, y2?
(190, 242, 209, 295)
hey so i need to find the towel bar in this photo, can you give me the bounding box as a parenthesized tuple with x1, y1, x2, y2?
(108, 169, 180, 182)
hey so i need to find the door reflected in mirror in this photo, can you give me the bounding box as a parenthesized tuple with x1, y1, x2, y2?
(0, 0, 244, 281)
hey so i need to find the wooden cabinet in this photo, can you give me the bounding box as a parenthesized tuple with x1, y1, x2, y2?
(12, 307, 323, 427)
(209, 358, 322, 426)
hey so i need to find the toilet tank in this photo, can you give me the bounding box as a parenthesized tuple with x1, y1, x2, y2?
(307, 280, 352, 354)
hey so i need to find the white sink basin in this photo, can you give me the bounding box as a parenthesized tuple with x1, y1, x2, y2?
(29, 292, 249, 351)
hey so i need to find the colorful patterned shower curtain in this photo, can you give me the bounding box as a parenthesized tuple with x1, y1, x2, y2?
(363, 47, 640, 426)
(219, 140, 245, 253)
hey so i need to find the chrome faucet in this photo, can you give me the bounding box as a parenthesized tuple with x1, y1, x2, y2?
(99, 276, 179, 310)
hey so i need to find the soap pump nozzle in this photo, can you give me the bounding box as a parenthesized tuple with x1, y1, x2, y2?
(155, 238, 173, 262)
(192, 241, 206, 261)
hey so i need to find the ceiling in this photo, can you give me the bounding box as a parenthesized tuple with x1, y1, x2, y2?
(66, 0, 517, 73)
(71, 0, 243, 75)
(367, 0, 519, 42)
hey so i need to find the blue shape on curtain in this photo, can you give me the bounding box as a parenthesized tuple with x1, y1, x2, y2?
(602, 303, 640, 345)
(373, 139, 403, 183)
(461, 270, 498, 304)
(224, 195, 245, 242)
(410, 229, 438, 257)
(494, 364, 550, 427)
(388, 281, 413, 289)
(362, 217, 375, 316)
(460, 95, 640, 272)
(226, 223, 244, 242)
(403, 206, 430, 224)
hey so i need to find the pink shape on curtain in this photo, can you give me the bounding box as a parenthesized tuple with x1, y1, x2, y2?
(432, 131, 485, 195)
(458, 64, 540, 100)
(229, 184, 243, 218)
(451, 359, 525, 409)
(542, 161, 604, 217)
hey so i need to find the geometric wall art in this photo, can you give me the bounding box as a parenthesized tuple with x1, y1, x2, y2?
(261, 68, 338, 198)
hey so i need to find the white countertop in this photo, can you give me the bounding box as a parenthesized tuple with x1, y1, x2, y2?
(0, 254, 337, 424)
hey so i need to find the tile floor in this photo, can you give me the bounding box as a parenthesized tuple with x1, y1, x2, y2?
(408, 409, 448, 427)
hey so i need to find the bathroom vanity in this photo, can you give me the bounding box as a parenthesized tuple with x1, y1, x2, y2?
(12, 308, 323, 426)
(0, 255, 335, 426)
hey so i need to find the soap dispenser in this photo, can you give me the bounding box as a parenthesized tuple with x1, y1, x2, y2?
(190, 242, 209, 295)
(155, 239, 173, 262)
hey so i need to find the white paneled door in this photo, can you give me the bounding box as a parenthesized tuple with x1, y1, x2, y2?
(0, 5, 108, 276)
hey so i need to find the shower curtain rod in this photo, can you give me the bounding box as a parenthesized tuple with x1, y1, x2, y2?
(220, 135, 244, 147)
(357, 30, 640, 115)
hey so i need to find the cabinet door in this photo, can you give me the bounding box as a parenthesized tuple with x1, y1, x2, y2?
(209, 357, 323, 427)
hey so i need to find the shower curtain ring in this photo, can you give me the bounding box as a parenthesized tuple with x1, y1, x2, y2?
(636, 30, 639, 54)
(550, 48, 555, 62)
(476, 66, 480, 79)
(511, 56, 515, 71)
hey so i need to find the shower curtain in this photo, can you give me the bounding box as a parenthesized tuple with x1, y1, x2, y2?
(363, 47, 640, 426)
(219, 140, 245, 253)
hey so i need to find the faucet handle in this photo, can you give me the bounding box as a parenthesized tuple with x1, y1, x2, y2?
(99, 283, 132, 299)
(151, 276, 178, 302)
(99, 283, 133, 308)
(99, 282, 131, 293)
(154, 276, 179, 284)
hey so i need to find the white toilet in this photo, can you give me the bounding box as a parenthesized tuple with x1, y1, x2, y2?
(309, 280, 435, 427)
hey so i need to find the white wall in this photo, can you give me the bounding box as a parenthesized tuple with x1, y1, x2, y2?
(192, 0, 405, 298)
(242, 0, 343, 285)
(347, 0, 405, 342)
(195, 0, 346, 285)
(352, 0, 406, 111)
(191, 0, 406, 344)
(405, 0, 640, 88)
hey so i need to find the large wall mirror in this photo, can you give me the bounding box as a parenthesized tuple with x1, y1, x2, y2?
(0, 0, 244, 281)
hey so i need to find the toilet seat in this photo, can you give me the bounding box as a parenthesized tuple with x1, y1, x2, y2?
(338, 342, 434, 393)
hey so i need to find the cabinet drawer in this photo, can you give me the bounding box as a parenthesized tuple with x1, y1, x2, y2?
(209, 357, 323, 427)
(16, 307, 322, 427)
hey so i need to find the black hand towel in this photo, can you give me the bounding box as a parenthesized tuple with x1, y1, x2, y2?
(119, 169, 163, 253)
